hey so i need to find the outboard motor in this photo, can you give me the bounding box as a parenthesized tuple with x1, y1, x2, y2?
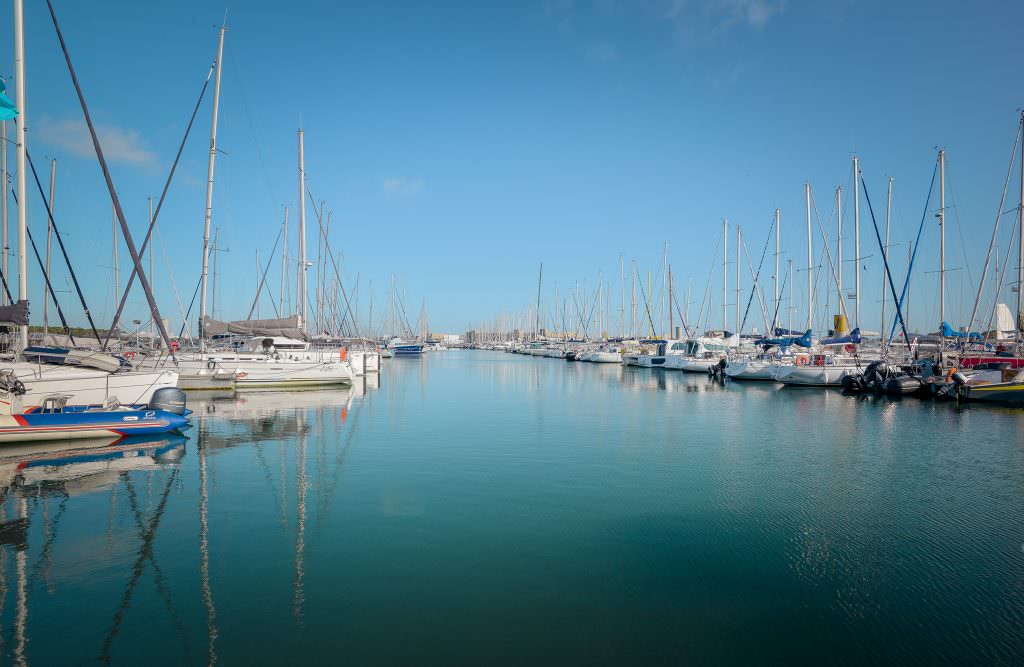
(149, 387, 187, 415)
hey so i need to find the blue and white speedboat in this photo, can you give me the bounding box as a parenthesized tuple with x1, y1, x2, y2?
(0, 384, 191, 444)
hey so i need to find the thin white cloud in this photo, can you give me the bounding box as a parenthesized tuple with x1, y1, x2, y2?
(381, 177, 424, 197)
(36, 115, 157, 167)
(661, 0, 786, 44)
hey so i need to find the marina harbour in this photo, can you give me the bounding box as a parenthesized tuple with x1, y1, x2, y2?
(0, 350, 1021, 664)
(0, 1, 1023, 664)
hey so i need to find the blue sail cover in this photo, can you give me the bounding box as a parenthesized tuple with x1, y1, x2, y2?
(941, 322, 983, 340)
(756, 329, 813, 348)
(773, 327, 804, 336)
(821, 327, 861, 346)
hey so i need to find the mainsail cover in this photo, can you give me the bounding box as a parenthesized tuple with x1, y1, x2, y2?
(203, 315, 306, 340)
(0, 300, 29, 326)
(756, 329, 813, 348)
(940, 322, 982, 340)
(821, 328, 862, 346)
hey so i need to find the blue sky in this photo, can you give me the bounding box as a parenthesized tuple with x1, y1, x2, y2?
(2, 0, 1022, 336)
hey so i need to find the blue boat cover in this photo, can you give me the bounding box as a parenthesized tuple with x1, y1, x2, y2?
(941, 322, 983, 340)
(755, 329, 813, 348)
(821, 328, 861, 346)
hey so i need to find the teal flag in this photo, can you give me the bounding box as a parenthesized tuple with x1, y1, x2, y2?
(0, 78, 17, 121)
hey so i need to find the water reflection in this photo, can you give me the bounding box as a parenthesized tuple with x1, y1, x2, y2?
(0, 353, 1021, 664)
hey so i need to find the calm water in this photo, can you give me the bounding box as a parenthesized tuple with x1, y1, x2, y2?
(1, 350, 1022, 664)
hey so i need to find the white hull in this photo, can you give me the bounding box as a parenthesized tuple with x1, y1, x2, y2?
(680, 358, 718, 373)
(775, 364, 856, 386)
(590, 351, 622, 363)
(724, 360, 779, 381)
(12, 364, 179, 406)
(173, 353, 351, 389)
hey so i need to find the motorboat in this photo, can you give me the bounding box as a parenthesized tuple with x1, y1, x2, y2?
(0, 381, 191, 444)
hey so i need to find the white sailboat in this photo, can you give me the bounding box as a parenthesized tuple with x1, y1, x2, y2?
(2, 2, 177, 405)
(168, 29, 350, 389)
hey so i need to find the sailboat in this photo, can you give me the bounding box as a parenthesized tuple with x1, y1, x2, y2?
(1, 2, 178, 405)
(162, 29, 351, 388)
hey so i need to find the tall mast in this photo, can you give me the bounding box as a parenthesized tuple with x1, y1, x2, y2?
(1, 120, 7, 306)
(112, 204, 118, 314)
(297, 129, 308, 332)
(149, 195, 155, 347)
(198, 24, 226, 349)
(280, 207, 288, 314)
(939, 149, 946, 334)
(1018, 111, 1024, 350)
(805, 183, 812, 330)
(43, 158, 55, 335)
(722, 218, 728, 331)
(853, 154, 861, 328)
(773, 208, 780, 330)
(668, 264, 673, 338)
(630, 264, 636, 338)
(13, 0, 28, 347)
(662, 242, 668, 336)
(619, 254, 624, 338)
(881, 177, 892, 341)
(735, 224, 741, 337)
(535, 262, 543, 338)
(788, 259, 794, 333)
(836, 185, 843, 315)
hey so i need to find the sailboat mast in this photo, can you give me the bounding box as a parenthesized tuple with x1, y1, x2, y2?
(630, 265, 636, 338)
(836, 185, 843, 309)
(149, 195, 155, 347)
(1018, 111, 1024, 350)
(0, 120, 7, 306)
(735, 224, 741, 337)
(853, 154, 861, 328)
(619, 255, 625, 338)
(198, 24, 226, 349)
(723, 218, 728, 331)
(297, 129, 308, 333)
(13, 0, 28, 348)
(280, 207, 288, 314)
(43, 158, 55, 335)
(881, 177, 892, 341)
(805, 183, 812, 331)
(774, 208, 780, 331)
(112, 204, 118, 313)
(668, 264, 673, 338)
(535, 262, 543, 338)
(788, 259, 794, 333)
(939, 149, 946, 334)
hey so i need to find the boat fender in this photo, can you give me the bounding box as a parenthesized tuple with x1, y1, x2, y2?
(340, 347, 348, 361)
(944, 367, 958, 383)
(207, 359, 217, 371)
(951, 371, 967, 385)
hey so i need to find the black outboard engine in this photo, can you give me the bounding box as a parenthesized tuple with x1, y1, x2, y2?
(149, 387, 187, 415)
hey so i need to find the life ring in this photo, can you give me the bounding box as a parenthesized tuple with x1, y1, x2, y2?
(206, 359, 217, 371)
(795, 356, 809, 366)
